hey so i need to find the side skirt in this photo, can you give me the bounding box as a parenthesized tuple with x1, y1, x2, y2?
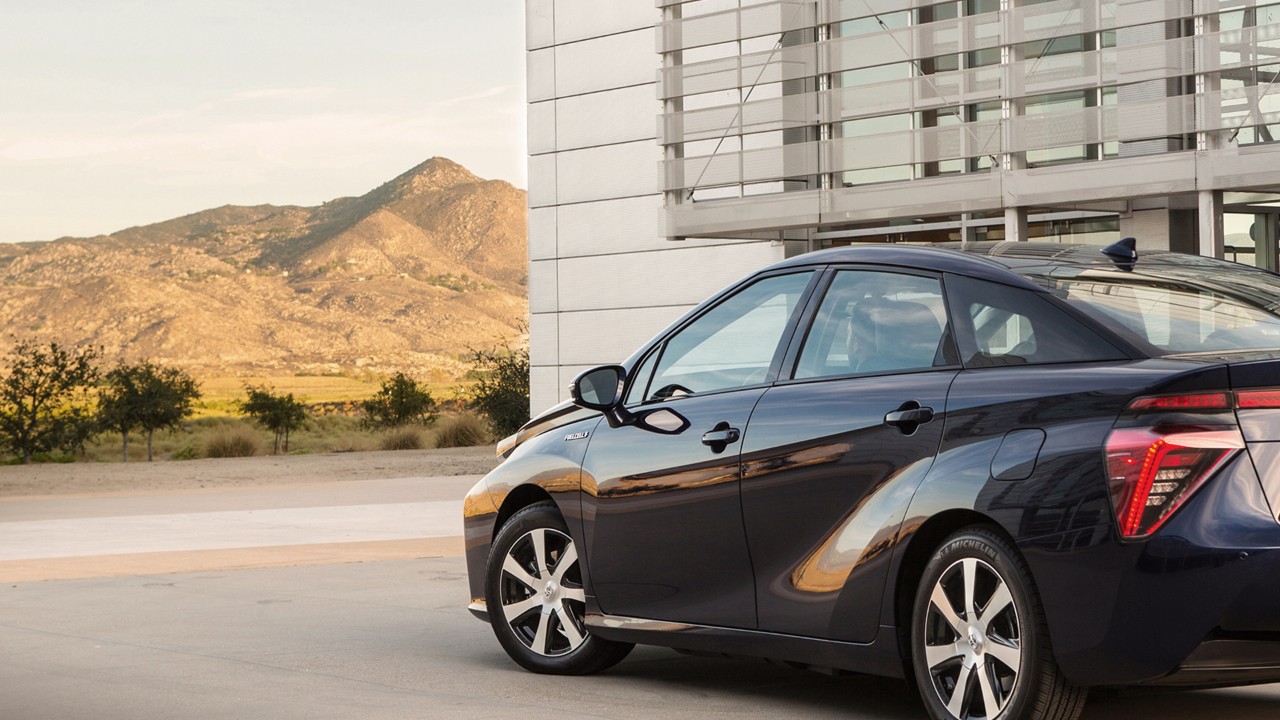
(584, 613, 905, 679)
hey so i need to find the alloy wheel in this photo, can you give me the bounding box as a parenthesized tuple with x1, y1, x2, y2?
(922, 557, 1023, 720)
(498, 527, 587, 657)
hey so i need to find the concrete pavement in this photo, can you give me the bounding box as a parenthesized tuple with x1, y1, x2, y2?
(1, 472, 1277, 719)
(0, 475, 476, 582)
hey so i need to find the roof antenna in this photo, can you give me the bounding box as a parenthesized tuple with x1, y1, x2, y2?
(1101, 236, 1138, 271)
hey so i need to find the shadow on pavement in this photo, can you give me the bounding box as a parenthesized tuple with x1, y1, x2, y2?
(467, 644, 1280, 720)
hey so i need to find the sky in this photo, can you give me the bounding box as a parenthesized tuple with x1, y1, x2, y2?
(0, 0, 526, 244)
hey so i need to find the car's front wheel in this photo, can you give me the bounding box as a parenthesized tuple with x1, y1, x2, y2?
(911, 527, 1087, 720)
(485, 501, 633, 674)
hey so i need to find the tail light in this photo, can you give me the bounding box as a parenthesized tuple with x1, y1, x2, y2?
(1105, 392, 1246, 540)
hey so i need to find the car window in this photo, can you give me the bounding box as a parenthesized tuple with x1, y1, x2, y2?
(795, 270, 951, 379)
(645, 272, 814, 399)
(946, 274, 1125, 367)
(624, 348, 660, 405)
(1042, 276, 1280, 355)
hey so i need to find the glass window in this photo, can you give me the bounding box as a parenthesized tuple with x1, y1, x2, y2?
(1036, 269, 1280, 356)
(947, 275, 1126, 367)
(625, 349, 661, 406)
(796, 271, 952, 379)
(647, 272, 814, 399)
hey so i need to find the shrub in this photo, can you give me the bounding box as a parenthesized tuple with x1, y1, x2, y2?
(464, 344, 529, 438)
(240, 385, 307, 454)
(380, 426, 427, 451)
(204, 427, 262, 458)
(170, 443, 201, 461)
(361, 373, 436, 429)
(433, 413, 490, 448)
(0, 341, 100, 463)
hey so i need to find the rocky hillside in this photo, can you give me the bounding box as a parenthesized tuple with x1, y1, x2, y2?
(0, 158, 528, 380)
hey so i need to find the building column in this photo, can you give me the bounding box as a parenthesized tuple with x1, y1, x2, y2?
(1005, 207, 1028, 242)
(1255, 213, 1279, 271)
(1199, 189, 1224, 258)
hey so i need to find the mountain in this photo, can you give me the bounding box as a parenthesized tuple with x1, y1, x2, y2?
(0, 158, 528, 380)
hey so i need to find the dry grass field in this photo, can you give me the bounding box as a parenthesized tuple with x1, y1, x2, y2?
(195, 374, 469, 416)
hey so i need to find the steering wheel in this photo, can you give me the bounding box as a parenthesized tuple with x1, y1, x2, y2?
(650, 383, 693, 400)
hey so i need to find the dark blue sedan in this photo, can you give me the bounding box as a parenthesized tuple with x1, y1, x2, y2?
(463, 241, 1280, 720)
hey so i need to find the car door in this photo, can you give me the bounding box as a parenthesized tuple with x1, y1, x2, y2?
(580, 270, 818, 629)
(739, 268, 961, 642)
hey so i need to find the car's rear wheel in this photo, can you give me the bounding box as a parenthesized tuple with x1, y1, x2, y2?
(485, 501, 633, 674)
(911, 527, 1087, 720)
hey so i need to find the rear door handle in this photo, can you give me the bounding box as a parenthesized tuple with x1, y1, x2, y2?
(884, 403, 934, 435)
(701, 422, 740, 453)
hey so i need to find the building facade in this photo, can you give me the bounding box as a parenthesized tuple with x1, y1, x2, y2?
(527, 0, 1280, 412)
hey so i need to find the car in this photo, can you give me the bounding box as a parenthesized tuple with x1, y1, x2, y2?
(462, 240, 1280, 720)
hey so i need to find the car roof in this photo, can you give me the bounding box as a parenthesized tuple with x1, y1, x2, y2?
(768, 241, 1250, 289)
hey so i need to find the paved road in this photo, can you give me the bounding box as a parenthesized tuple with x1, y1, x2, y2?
(1, 475, 1277, 719)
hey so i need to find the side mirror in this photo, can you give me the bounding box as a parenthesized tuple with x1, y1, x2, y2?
(570, 365, 626, 411)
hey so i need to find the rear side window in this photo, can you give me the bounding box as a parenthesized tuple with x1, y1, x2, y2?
(946, 274, 1126, 367)
(1042, 275, 1280, 356)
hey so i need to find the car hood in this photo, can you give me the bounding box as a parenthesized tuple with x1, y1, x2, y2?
(495, 400, 598, 458)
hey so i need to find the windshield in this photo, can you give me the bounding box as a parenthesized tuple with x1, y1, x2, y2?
(1029, 265, 1280, 356)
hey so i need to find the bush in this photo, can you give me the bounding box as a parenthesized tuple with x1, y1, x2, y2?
(0, 341, 100, 464)
(239, 385, 307, 454)
(433, 413, 490, 448)
(170, 443, 201, 461)
(362, 373, 436, 429)
(465, 344, 529, 438)
(380, 426, 427, 451)
(204, 427, 262, 458)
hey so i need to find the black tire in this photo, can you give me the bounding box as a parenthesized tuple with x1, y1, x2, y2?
(910, 527, 1087, 720)
(484, 501, 633, 674)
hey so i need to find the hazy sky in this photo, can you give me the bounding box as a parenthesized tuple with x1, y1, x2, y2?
(0, 0, 526, 243)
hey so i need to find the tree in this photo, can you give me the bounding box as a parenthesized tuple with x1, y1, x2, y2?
(98, 361, 201, 462)
(0, 341, 100, 464)
(361, 372, 436, 429)
(465, 343, 530, 438)
(240, 385, 307, 454)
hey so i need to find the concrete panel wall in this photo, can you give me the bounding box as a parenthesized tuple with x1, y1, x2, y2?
(528, 101, 557, 155)
(557, 306, 695, 367)
(528, 0, 555, 50)
(527, 154, 557, 208)
(525, 1, 789, 415)
(556, 84, 661, 150)
(556, 242, 783, 311)
(528, 207, 557, 261)
(555, 0, 657, 44)
(527, 259, 557, 314)
(556, 140, 661, 204)
(527, 47, 555, 103)
(554, 29, 656, 97)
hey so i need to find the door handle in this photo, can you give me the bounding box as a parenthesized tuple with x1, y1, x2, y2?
(884, 402, 934, 435)
(701, 422, 740, 453)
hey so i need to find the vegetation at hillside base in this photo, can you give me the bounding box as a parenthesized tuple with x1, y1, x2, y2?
(98, 362, 201, 462)
(361, 372, 437, 429)
(465, 344, 530, 438)
(0, 338, 528, 464)
(239, 385, 309, 454)
(0, 341, 101, 464)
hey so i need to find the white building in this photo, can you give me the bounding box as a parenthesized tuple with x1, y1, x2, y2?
(527, 0, 1280, 412)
